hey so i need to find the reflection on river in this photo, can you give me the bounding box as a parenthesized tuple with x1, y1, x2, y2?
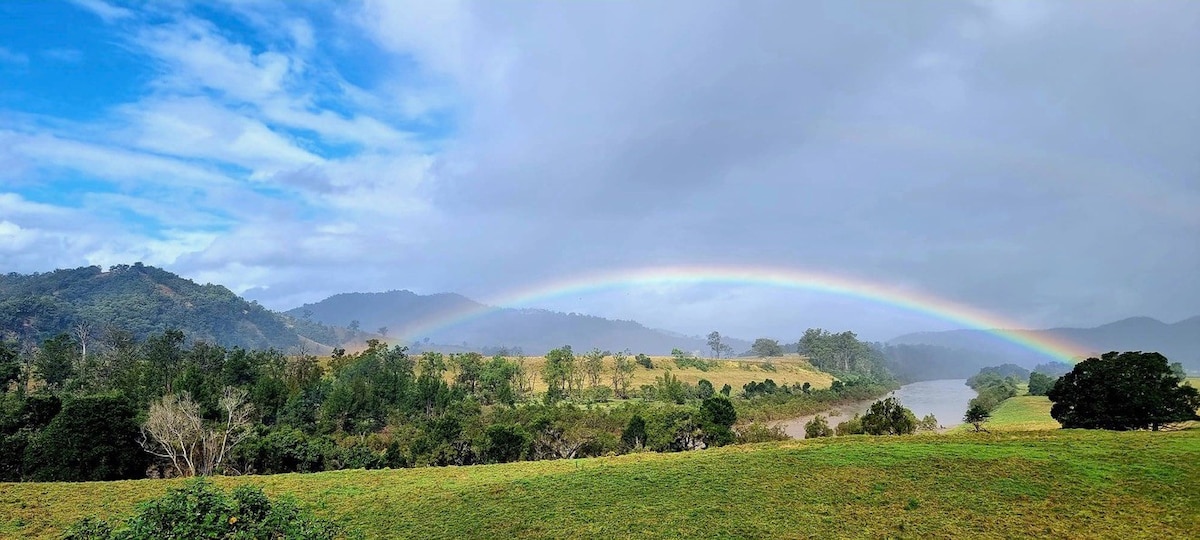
(775, 379, 976, 439)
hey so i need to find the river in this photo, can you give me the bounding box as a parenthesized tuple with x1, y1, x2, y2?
(775, 379, 976, 439)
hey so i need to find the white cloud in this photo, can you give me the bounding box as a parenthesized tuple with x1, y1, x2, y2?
(68, 0, 134, 23)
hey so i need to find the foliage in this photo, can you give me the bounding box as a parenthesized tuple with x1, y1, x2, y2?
(797, 328, 890, 379)
(698, 397, 737, 447)
(0, 264, 312, 351)
(749, 338, 783, 358)
(634, 354, 653, 369)
(966, 364, 1029, 389)
(22, 393, 145, 481)
(1048, 351, 1200, 430)
(963, 403, 991, 432)
(62, 478, 347, 539)
(1027, 371, 1056, 396)
(734, 422, 790, 443)
(804, 414, 833, 438)
(835, 414, 864, 436)
(916, 414, 939, 432)
(860, 397, 917, 435)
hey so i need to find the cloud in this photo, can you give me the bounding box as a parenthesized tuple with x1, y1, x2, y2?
(2, 0, 1197, 342)
(68, 0, 134, 23)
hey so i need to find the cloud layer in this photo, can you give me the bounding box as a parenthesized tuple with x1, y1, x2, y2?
(1, 0, 1197, 340)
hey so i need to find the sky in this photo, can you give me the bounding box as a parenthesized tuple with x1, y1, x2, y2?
(1, 0, 1197, 342)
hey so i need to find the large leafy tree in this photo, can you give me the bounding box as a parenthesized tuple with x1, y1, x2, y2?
(1048, 351, 1200, 431)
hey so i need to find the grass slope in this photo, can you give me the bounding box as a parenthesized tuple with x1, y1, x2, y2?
(3, 430, 1198, 539)
(955, 396, 1059, 433)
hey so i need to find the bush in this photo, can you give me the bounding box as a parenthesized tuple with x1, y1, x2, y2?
(635, 354, 654, 369)
(735, 422, 790, 443)
(64, 478, 348, 539)
(835, 414, 864, 436)
(804, 415, 833, 438)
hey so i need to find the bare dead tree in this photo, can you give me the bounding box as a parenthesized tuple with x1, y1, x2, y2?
(139, 388, 255, 477)
(72, 321, 93, 361)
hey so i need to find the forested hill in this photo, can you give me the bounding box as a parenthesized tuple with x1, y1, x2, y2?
(287, 290, 752, 355)
(0, 264, 335, 351)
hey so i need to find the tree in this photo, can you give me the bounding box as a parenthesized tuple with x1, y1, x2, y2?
(583, 348, 606, 388)
(34, 334, 77, 390)
(720, 383, 731, 397)
(707, 331, 724, 359)
(699, 397, 737, 447)
(482, 424, 528, 464)
(542, 346, 575, 403)
(964, 402, 991, 432)
(804, 415, 833, 438)
(140, 388, 255, 477)
(1048, 351, 1200, 431)
(22, 394, 145, 481)
(610, 349, 635, 398)
(750, 338, 783, 358)
(621, 415, 647, 450)
(635, 354, 653, 369)
(0, 340, 20, 391)
(860, 397, 917, 435)
(1027, 371, 1055, 396)
(696, 379, 715, 400)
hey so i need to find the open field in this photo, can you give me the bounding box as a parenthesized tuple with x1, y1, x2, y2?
(324, 353, 835, 395)
(3, 429, 1198, 539)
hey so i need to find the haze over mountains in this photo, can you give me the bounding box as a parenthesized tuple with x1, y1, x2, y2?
(2, 265, 1196, 371)
(891, 316, 1200, 370)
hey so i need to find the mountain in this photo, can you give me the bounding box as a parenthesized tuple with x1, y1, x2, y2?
(890, 316, 1200, 371)
(0, 264, 338, 351)
(287, 290, 751, 355)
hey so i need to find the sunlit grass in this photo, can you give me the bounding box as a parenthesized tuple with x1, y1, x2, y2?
(2, 429, 1197, 539)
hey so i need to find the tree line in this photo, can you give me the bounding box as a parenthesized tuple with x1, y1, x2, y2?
(2, 328, 898, 482)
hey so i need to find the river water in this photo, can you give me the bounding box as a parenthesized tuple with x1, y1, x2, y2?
(775, 379, 976, 439)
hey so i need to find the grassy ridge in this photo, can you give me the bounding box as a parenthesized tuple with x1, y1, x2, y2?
(3, 430, 1198, 539)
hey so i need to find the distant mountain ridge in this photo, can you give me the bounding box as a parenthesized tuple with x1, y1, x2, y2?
(287, 290, 752, 355)
(890, 316, 1200, 370)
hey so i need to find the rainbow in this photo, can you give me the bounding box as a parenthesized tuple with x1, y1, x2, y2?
(398, 264, 1089, 363)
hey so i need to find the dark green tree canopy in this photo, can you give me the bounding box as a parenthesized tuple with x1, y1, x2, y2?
(860, 397, 917, 435)
(1048, 351, 1200, 431)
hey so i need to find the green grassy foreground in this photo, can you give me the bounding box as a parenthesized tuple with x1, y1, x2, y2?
(3, 430, 1199, 539)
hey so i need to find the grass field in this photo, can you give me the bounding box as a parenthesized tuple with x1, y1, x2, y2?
(3, 429, 1198, 539)
(956, 396, 1059, 433)
(326, 353, 835, 396)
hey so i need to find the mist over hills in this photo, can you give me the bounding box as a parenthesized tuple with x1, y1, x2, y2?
(890, 316, 1200, 370)
(286, 290, 752, 355)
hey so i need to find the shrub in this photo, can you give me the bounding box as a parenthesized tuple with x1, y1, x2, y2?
(64, 478, 349, 539)
(735, 422, 790, 443)
(804, 415, 833, 438)
(634, 354, 654, 369)
(860, 397, 917, 435)
(835, 414, 864, 436)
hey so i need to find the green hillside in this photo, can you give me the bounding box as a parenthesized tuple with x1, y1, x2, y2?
(0, 264, 338, 351)
(3, 429, 1197, 539)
